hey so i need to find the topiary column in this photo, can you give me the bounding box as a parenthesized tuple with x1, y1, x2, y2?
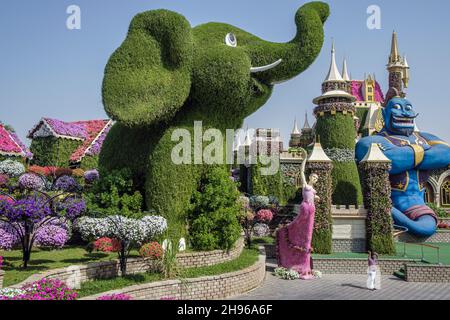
(307, 143, 333, 254)
(359, 143, 395, 255)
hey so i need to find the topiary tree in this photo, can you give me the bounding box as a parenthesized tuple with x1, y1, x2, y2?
(99, 2, 330, 240)
(0, 174, 86, 268)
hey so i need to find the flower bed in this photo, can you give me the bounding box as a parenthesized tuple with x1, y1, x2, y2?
(80, 246, 266, 300)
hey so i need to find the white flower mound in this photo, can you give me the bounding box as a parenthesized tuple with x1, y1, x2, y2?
(76, 215, 167, 244)
(0, 160, 25, 177)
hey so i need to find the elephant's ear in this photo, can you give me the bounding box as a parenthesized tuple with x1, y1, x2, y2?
(102, 10, 193, 127)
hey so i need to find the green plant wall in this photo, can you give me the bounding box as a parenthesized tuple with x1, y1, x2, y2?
(30, 137, 81, 168)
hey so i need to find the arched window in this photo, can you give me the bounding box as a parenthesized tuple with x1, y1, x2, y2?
(441, 178, 450, 207)
(423, 182, 435, 204)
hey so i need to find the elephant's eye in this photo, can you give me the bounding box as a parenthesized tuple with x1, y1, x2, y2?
(225, 33, 237, 47)
(393, 104, 401, 110)
(405, 105, 413, 111)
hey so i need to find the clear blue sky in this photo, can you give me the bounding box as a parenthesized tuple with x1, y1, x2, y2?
(1, 0, 449, 146)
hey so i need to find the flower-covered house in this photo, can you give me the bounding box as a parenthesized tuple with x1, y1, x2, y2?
(28, 118, 113, 169)
(0, 123, 32, 162)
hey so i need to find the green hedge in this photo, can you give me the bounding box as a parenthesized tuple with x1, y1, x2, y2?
(315, 113, 362, 205)
(30, 137, 81, 167)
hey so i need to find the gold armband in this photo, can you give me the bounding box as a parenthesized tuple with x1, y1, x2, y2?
(409, 144, 425, 167)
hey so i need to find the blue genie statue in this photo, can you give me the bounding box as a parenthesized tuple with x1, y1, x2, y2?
(356, 94, 450, 237)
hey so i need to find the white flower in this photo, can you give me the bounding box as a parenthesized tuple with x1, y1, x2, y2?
(0, 288, 26, 298)
(0, 160, 25, 177)
(76, 215, 167, 244)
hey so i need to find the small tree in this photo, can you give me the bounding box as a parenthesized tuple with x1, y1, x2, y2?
(0, 174, 85, 268)
(76, 215, 167, 275)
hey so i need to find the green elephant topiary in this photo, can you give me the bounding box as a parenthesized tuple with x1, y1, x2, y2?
(99, 2, 330, 240)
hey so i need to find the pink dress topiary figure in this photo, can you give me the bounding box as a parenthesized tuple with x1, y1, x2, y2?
(276, 150, 319, 280)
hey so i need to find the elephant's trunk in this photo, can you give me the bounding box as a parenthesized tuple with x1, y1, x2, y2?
(249, 2, 329, 84)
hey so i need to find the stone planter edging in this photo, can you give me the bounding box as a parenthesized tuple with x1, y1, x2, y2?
(80, 246, 266, 300)
(404, 264, 450, 282)
(5, 238, 245, 290)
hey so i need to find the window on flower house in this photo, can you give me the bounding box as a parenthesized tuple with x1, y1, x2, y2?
(441, 178, 450, 207)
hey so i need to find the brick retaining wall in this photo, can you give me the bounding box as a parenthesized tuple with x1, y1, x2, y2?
(6, 238, 244, 290)
(312, 258, 414, 275)
(397, 230, 450, 243)
(81, 247, 267, 300)
(332, 239, 366, 253)
(405, 264, 450, 282)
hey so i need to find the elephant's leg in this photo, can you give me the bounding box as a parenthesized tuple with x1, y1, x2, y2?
(145, 130, 201, 240)
(391, 207, 437, 237)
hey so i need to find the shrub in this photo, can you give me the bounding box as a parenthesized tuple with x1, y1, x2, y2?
(83, 168, 144, 218)
(0, 160, 25, 177)
(84, 169, 100, 184)
(93, 237, 122, 252)
(249, 196, 270, 211)
(255, 209, 273, 223)
(253, 223, 270, 237)
(139, 242, 163, 259)
(97, 293, 132, 300)
(0, 222, 19, 250)
(188, 166, 241, 251)
(0, 174, 9, 187)
(35, 220, 70, 249)
(18, 173, 45, 191)
(54, 175, 80, 192)
(428, 203, 448, 218)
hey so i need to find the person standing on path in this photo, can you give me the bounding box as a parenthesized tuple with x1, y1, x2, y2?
(367, 251, 380, 290)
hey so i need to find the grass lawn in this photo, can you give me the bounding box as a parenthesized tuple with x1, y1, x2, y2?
(77, 247, 260, 298)
(313, 242, 450, 265)
(0, 246, 139, 287)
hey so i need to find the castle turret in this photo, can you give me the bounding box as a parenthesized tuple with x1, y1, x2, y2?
(289, 119, 302, 148)
(386, 31, 409, 100)
(300, 112, 314, 148)
(313, 41, 363, 205)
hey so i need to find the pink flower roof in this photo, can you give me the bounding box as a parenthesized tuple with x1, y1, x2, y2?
(28, 118, 113, 163)
(350, 80, 385, 103)
(0, 124, 32, 158)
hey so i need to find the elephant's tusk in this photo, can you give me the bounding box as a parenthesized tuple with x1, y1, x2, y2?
(250, 59, 282, 73)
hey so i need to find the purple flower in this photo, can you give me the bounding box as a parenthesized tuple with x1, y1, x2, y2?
(0, 222, 20, 250)
(54, 175, 80, 192)
(56, 197, 86, 220)
(18, 173, 45, 191)
(97, 293, 132, 300)
(84, 169, 99, 184)
(0, 174, 9, 187)
(3, 196, 52, 223)
(35, 220, 69, 248)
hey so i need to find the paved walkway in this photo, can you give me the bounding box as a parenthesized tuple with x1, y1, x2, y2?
(236, 261, 450, 300)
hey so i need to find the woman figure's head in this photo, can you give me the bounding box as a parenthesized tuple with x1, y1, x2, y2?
(309, 173, 319, 186)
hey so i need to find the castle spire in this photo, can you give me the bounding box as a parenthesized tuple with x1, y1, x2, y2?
(342, 58, 350, 81)
(303, 112, 311, 130)
(389, 31, 401, 65)
(324, 40, 344, 82)
(292, 118, 301, 134)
